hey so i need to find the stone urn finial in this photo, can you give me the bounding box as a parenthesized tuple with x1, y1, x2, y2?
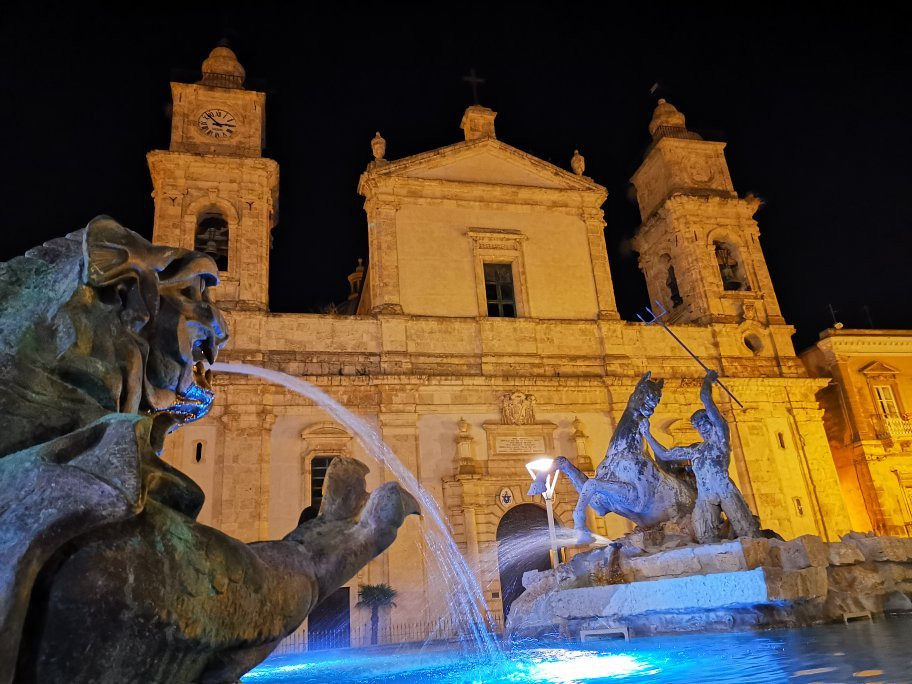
(571, 149, 585, 176)
(455, 417, 479, 476)
(371, 131, 386, 161)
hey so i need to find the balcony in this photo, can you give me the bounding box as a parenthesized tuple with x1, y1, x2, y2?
(877, 415, 912, 440)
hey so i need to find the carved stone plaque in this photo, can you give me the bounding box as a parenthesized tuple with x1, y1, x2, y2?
(494, 436, 545, 454)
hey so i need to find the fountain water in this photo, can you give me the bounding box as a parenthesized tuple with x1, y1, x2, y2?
(211, 362, 501, 659)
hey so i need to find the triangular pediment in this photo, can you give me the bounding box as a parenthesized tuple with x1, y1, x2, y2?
(370, 139, 603, 192)
(860, 361, 900, 375)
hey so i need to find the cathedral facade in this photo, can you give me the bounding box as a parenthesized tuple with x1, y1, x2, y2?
(150, 45, 854, 638)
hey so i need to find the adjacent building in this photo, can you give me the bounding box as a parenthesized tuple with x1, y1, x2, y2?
(801, 329, 912, 537)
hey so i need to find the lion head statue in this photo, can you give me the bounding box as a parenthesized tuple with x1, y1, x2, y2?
(0, 216, 228, 457)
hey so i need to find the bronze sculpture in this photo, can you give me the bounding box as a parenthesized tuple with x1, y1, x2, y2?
(530, 372, 696, 543)
(641, 369, 759, 543)
(0, 218, 418, 683)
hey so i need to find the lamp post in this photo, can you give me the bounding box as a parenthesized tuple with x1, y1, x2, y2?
(526, 457, 561, 581)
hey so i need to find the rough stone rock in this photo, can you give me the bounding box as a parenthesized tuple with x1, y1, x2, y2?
(508, 530, 912, 640)
(768, 535, 829, 570)
(627, 547, 702, 579)
(693, 542, 748, 573)
(740, 537, 772, 569)
(764, 567, 828, 602)
(843, 532, 912, 562)
(826, 563, 886, 596)
(827, 541, 865, 566)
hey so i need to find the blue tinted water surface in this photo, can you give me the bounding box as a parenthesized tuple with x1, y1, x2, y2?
(244, 615, 912, 683)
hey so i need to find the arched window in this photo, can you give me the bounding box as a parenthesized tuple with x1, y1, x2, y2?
(713, 240, 750, 292)
(195, 212, 229, 271)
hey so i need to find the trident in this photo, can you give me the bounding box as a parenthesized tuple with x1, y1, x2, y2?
(637, 300, 744, 408)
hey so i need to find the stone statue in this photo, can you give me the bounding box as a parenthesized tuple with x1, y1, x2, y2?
(641, 369, 759, 543)
(0, 218, 419, 683)
(371, 131, 386, 161)
(570, 149, 585, 176)
(530, 372, 695, 544)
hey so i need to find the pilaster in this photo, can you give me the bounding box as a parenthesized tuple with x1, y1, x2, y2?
(583, 212, 620, 320)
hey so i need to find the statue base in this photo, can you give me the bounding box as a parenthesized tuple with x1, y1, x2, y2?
(507, 532, 912, 639)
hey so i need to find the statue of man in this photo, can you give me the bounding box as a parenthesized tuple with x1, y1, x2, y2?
(640, 370, 759, 543)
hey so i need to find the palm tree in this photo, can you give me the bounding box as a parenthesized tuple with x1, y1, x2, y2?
(356, 583, 397, 646)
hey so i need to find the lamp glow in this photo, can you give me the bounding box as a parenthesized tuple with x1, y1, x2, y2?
(526, 457, 559, 499)
(526, 456, 561, 576)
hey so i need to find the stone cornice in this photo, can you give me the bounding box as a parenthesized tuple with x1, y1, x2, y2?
(357, 175, 606, 211)
(147, 150, 278, 181)
(812, 331, 912, 360)
(637, 194, 759, 239)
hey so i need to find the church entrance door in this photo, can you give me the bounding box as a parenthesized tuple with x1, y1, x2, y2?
(496, 503, 555, 620)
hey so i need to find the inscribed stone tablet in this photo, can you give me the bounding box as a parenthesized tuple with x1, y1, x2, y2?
(495, 436, 545, 454)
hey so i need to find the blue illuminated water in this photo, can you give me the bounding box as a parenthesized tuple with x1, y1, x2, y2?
(244, 616, 912, 683)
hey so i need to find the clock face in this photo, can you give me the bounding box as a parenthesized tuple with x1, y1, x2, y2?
(197, 109, 237, 139)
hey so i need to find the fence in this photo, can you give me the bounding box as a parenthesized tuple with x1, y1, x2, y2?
(273, 615, 505, 655)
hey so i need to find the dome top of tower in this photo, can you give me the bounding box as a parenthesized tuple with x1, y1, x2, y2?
(647, 98, 702, 143)
(200, 41, 245, 89)
(649, 99, 686, 136)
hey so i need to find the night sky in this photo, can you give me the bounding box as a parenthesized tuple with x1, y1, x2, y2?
(2, 6, 909, 350)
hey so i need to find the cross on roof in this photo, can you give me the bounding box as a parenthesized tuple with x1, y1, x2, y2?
(462, 68, 485, 104)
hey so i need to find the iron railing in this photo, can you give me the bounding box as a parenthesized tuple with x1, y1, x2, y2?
(273, 616, 505, 655)
(873, 413, 912, 440)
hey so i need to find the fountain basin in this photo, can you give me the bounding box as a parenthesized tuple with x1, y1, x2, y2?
(244, 615, 912, 683)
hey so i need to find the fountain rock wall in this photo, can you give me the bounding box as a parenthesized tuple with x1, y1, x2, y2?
(508, 531, 912, 638)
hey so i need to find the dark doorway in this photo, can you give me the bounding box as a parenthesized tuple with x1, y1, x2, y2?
(307, 586, 350, 650)
(496, 504, 555, 620)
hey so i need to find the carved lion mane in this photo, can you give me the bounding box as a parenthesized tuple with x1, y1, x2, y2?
(0, 216, 227, 457)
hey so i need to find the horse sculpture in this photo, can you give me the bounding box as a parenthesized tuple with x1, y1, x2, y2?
(530, 372, 696, 543)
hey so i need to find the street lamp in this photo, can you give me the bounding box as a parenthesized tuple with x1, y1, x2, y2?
(526, 457, 561, 579)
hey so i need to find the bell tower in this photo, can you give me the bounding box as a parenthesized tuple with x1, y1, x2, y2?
(148, 42, 278, 311)
(631, 100, 784, 326)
